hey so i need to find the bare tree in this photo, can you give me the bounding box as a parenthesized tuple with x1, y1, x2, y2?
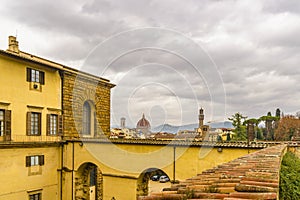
(274, 115, 300, 140)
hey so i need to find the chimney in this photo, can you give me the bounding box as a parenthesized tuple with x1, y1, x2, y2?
(7, 36, 19, 53)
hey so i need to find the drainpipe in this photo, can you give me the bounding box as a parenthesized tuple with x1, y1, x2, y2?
(59, 70, 64, 114)
(173, 146, 176, 183)
(72, 141, 75, 200)
(60, 143, 64, 200)
(59, 70, 64, 200)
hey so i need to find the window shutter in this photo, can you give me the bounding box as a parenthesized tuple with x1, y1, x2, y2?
(38, 113, 41, 135)
(4, 110, 11, 141)
(40, 71, 45, 85)
(27, 68, 31, 82)
(58, 115, 63, 136)
(46, 114, 50, 135)
(39, 155, 44, 165)
(26, 156, 30, 167)
(26, 112, 31, 135)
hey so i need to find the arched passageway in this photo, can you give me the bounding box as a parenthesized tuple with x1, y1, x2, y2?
(75, 162, 103, 200)
(136, 168, 170, 197)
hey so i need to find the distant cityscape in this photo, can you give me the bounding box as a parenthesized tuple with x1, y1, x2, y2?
(110, 108, 235, 142)
(111, 108, 300, 143)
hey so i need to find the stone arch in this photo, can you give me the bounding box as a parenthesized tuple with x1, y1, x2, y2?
(75, 162, 103, 200)
(136, 168, 170, 197)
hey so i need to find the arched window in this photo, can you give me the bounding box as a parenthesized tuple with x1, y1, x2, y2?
(83, 101, 91, 135)
(82, 100, 97, 137)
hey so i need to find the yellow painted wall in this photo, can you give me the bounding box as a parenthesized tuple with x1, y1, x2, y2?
(60, 142, 141, 200)
(0, 55, 61, 141)
(103, 176, 137, 200)
(67, 142, 258, 199)
(0, 146, 60, 200)
(87, 143, 257, 180)
(175, 146, 256, 179)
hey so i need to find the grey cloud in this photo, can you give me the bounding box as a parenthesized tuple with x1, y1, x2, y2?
(263, 0, 300, 14)
(1, 0, 300, 124)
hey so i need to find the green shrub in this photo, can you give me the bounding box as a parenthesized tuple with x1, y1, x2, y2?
(280, 151, 300, 199)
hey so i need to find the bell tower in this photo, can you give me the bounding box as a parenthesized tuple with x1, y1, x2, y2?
(199, 108, 204, 128)
(120, 117, 126, 129)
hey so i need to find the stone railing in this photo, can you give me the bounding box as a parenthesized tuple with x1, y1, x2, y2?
(140, 144, 287, 200)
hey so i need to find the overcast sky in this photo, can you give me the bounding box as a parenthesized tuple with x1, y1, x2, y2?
(1, 0, 299, 127)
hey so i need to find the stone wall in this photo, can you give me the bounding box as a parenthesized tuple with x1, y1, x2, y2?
(62, 70, 114, 138)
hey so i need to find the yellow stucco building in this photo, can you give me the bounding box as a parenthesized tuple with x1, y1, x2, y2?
(0, 36, 116, 200)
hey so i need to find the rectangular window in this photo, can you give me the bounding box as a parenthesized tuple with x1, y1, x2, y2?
(26, 155, 44, 167)
(49, 114, 57, 135)
(0, 110, 11, 140)
(27, 112, 41, 135)
(47, 114, 63, 135)
(31, 113, 40, 135)
(29, 193, 41, 200)
(27, 68, 45, 84)
(31, 69, 40, 83)
(31, 155, 39, 166)
(0, 110, 4, 136)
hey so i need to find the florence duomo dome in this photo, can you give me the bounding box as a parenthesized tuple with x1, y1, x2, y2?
(136, 113, 151, 134)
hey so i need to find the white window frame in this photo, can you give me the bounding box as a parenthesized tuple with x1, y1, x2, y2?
(30, 155, 39, 166)
(30, 112, 40, 135)
(31, 69, 40, 83)
(49, 114, 57, 135)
